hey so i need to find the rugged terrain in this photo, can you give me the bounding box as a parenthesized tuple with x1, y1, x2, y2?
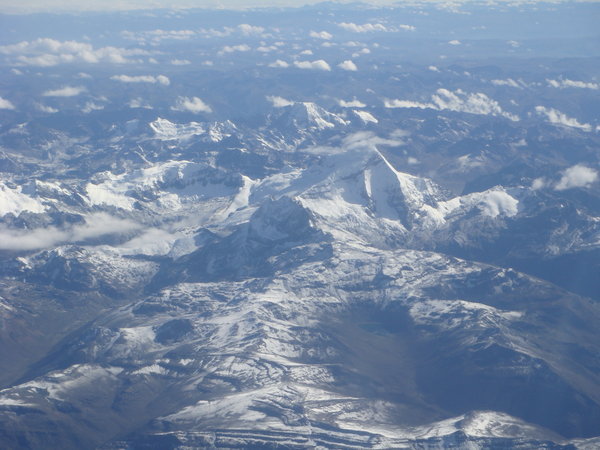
(0, 2, 599, 448)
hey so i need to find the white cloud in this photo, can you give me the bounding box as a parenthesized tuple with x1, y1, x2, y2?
(431, 89, 518, 120)
(448, 39, 461, 45)
(220, 44, 251, 54)
(128, 97, 153, 109)
(546, 79, 599, 90)
(491, 78, 522, 88)
(338, 22, 388, 33)
(385, 88, 519, 121)
(257, 45, 277, 53)
(111, 74, 170, 85)
(479, 191, 519, 218)
(399, 24, 416, 31)
(0, 213, 141, 251)
(352, 48, 371, 57)
(171, 59, 191, 65)
(266, 95, 294, 107)
(0, 96, 15, 109)
(0, 38, 147, 66)
(35, 103, 58, 113)
(535, 106, 591, 131)
(531, 178, 546, 190)
(310, 30, 332, 40)
(237, 24, 265, 35)
(293, 59, 331, 71)
(42, 86, 86, 97)
(555, 165, 598, 191)
(338, 60, 358, 71)
(171, 96, 212, 114)
(339, 98, 366, 108)
(299, 49, 313, 55)
(82, 101, 104, 113)
(428, 65, 440, 72)
(384, 99, 433, 109)
(268, 59, 289, 68)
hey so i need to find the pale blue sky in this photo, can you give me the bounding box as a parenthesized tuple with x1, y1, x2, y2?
(0, 0, 401, 14)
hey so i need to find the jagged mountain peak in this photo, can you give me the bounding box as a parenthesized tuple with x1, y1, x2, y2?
(269, 101, 349, 131)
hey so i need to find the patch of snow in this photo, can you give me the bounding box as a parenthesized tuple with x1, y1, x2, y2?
(353, 110, 378, 123)
(0, 182, 47, 216)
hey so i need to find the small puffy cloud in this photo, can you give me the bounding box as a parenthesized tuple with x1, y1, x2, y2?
(535, 106, 591, 131)
(171, 59, 191, 65)
(266, 95, 294, 107)
(82, 101, 104, 113)
(531, 178, 546, 190)
(507, 40, 520, 48)
(448, 40, 462, 45)
(338, 22, 388, 33)
(338, 60, 358, 71)
(300, 49, 313, 56)
(479, 191, 519, 218)
(220, 44, 251, 54)
(238, 24, 265, 35)
(0, 96, 15, 109)
(42, 86, 86, 97)
(35, 103, 58, 113)
(310, 30, 332, 40)
(268, 59, 289, 68)
(171, 96, 212, 114)
(428, 65, 440, 72)
(0, 38, 147, 66)
(156, 75, 170, 85)
(491, 78, 522, 88)
(351, 49, 370, 58)
(293, 59, 331, 71)
(555, 165, 598, 191)
(257, 45, 277, 53)
(399, 24, 416, 31)
(339, 98, 366, 108)
(546, 79, 598, 90)
(111, 74, 170, 85)
(128, 97, 153, 109)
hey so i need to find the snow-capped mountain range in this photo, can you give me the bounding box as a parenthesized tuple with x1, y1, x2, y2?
(0, 2, 599, 448)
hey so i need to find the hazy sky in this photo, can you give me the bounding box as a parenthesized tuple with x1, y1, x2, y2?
(0, 0, 402, 14)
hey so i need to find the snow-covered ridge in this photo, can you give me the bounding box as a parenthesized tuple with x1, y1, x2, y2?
(0, 181, 46, 216)
(150, 117, 237, 142)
